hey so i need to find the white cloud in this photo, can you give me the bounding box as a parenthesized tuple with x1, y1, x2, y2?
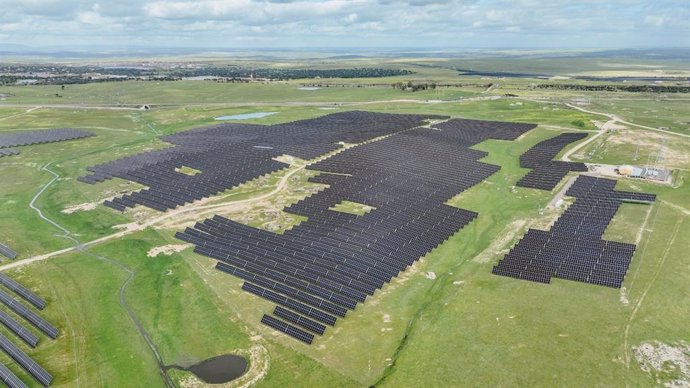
(144, 0, 253, 19)
(344, 13, 358, 23)
(644, 15, 666, 27)
(0, 0, 687, 49)
(143, 0, 355, 20)
(485, 9, 506, 21)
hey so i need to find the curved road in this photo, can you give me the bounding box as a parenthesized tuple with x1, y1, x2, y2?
(565, 103, 690, 139)
(3, 99, 682, 386)
(0, 159, 306, 272)
(26, 163, 174, 388)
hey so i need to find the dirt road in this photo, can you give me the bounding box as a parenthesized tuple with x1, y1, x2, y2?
(0, 160, 306, 272)
(565, 103, 690, 139)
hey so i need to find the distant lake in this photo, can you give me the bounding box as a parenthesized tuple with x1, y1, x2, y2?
(215, 112, 278, 120)
(298, 87, 321, 91)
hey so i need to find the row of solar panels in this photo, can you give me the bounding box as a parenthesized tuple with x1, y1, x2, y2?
(516, 132, 589, 191)
(174, 117, 537, 343)
(0, 245, 17, 260)
(80, 111, 447, 212)
(79, 113, 538, 344)
(0, 129, 93, 149)
(0, 273, 57, 387)
(0, 149, 19, 157)
(492, 176, 656, 288)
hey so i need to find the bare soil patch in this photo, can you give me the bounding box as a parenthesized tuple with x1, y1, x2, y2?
(61, 202, 98, 214)
(585, 128, 690, 169)
(634, 341, 690, 388)
(147, 244, 191, 257)
(473, 219, 525, 263)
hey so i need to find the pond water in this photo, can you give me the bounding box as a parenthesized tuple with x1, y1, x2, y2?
(215, 112, 278, 120)
(166, 354, 248, 384)
(298, 87, 321, 91)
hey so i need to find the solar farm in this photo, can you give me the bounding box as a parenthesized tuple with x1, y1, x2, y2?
(0, 129, 93, 159)
(0, 62, 688, 387)
(0, 272, 56, 387)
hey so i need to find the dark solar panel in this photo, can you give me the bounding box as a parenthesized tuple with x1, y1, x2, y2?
(0, 244, 17, 260)
(0, 311, 39, 348)
(0, 148, 20, 158)
(274, 306, 327, 335)
(516, 132, 588, 191)
(260, 314, 315, 344)
(0, 274, 45, 310)
(0, 332, 52, 386)
(0, 128, 93, 149)
(159, 113, 537, 343)
(0, 362, 27, 388)
(0, 290, 58, 339)
(493, 176, 655, 288)
(80, 111, 447, 212)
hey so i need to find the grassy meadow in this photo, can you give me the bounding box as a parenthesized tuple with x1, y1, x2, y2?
(0, 76, 688, 387)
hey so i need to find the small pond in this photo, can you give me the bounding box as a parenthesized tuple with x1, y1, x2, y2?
(215, 112, 278, 120)
(166, 354, 248, 384)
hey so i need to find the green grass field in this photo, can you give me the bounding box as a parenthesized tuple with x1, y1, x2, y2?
(0, 76, 688, 388)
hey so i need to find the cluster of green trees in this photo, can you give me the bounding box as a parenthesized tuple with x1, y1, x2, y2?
(0, 64, 414, 85)
(169, 67, 413, 80)
(391, 81, 438, 92)
(534, 84, 690, 93)
(0, 75, 177, 86)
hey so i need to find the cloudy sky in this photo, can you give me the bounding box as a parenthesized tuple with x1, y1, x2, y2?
(1, 0, 688, 50)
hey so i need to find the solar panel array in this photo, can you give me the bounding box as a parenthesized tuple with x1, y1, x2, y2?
(493, 176, 656, 288)
(0, 274, 46, 310)
(0, 362, 27, 388)
(0, 129, 93, 149)
(516, 133, 588, 190)
(175, 117, 537, 343)
(78, 111, 447, 212)
(0, 311, 39, 348)
(0, 149, 19, 158)
(0, 275, 57, 386)
(0, 290, 57, 339)
(0, 244, 17, 260)
(0, 332, 52, 387)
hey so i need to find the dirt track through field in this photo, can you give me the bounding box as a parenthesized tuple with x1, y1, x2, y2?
(0, 161, 306, 272)
(19, 163, 176, 387)
(623, 218, 683, 370)
(565, 103, 690, 139)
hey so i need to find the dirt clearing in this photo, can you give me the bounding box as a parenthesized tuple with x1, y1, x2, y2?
(634, 341, 690, 387)
(576, 128, 690, 169)
(61, 202, 98, 214)
(147, 244, 191, 257)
